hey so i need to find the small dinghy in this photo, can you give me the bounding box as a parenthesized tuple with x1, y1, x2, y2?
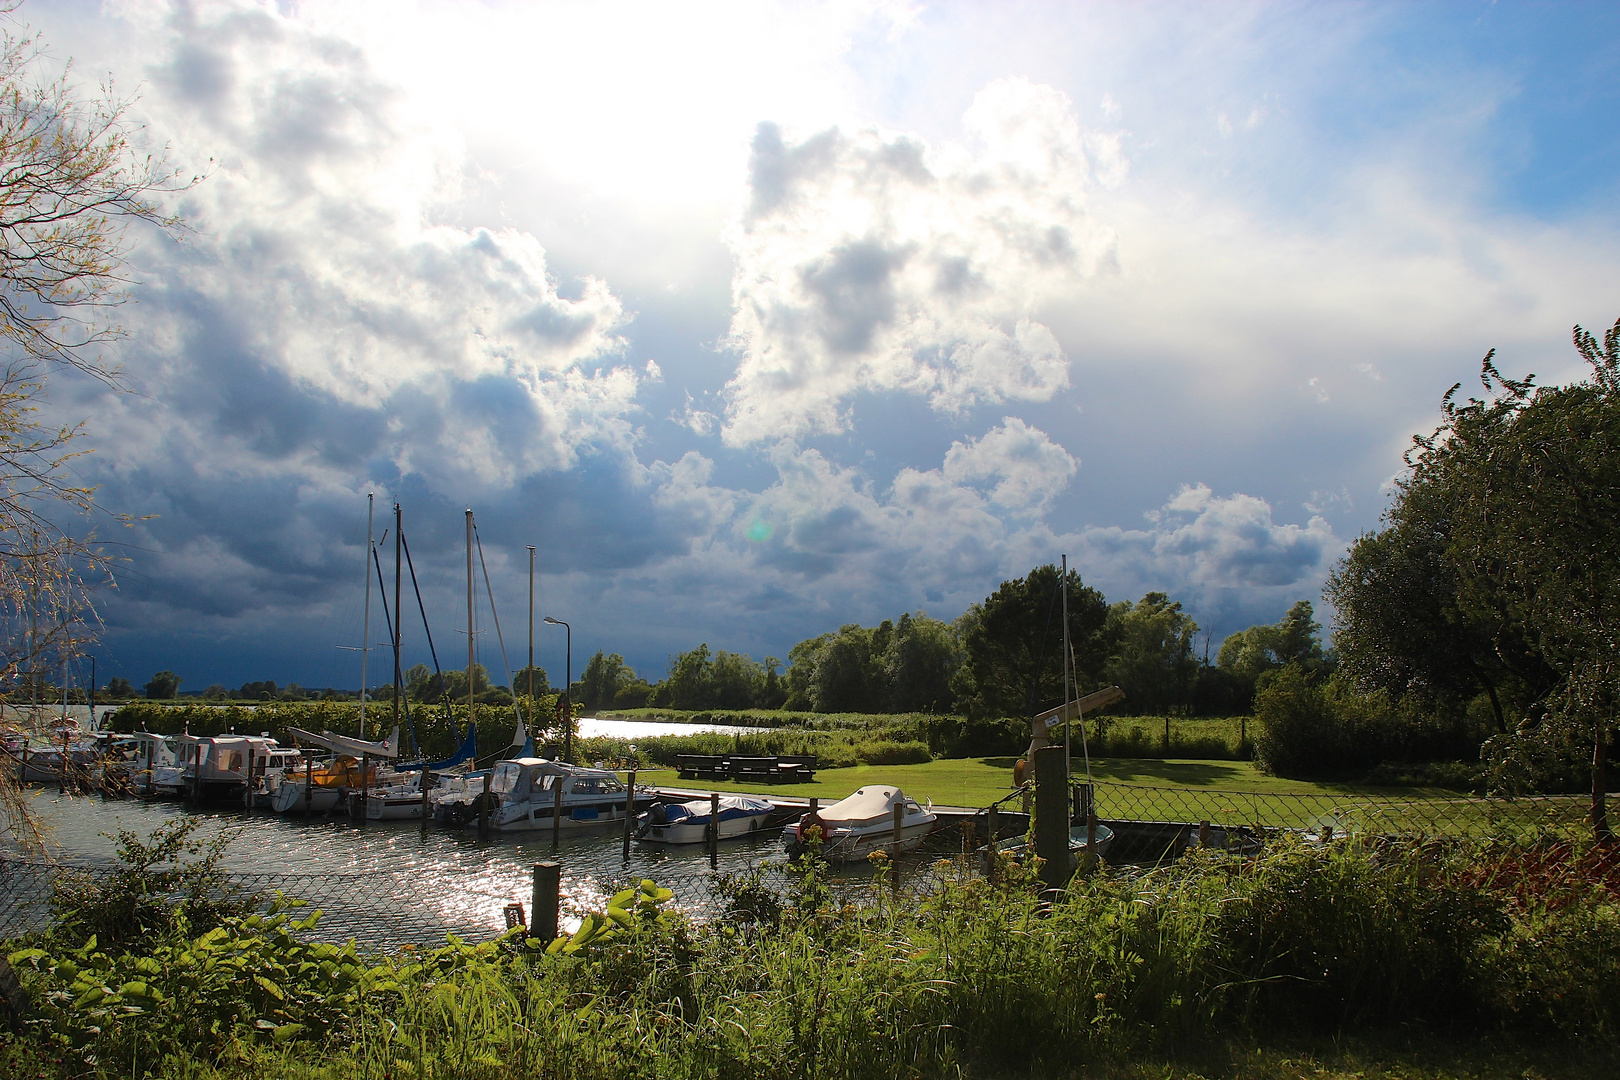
(637, 796, 774, 844)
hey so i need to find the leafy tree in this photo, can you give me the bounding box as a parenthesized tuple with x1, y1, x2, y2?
(1214, 600, 1333, 711)
(512, 663, 551, 699)
(201, 684, 227, 701)
(143, 671, 180, 699)
(760, 656, 787, 710)
(708, 650, 765, 709)
(881, 612, 959, 712)
(104, 676, 132, 699)
(1104, 593, 1200, 715)
(782, 633, 830, 711)
(435, 664, 490, 702)
(808, 625, 878, 713)
(954, 564, 1110, 719)
(659, 644, 712, 710)
(576, 651, 629, 712)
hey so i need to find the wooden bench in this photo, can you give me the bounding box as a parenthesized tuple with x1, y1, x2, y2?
(677, 754, 730, 781)
(774, 755, 818, 782)
(728, 756, 780, 782)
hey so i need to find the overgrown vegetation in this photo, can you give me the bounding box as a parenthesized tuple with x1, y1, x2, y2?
(7, 828, 1620, 1078)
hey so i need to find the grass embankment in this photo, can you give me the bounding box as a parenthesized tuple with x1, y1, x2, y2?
(8, 834, 1620, 1079)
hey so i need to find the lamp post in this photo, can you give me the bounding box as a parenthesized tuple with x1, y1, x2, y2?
(543, 616, 571, 763)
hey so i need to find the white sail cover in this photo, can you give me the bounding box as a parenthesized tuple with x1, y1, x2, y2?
(818, 785, 909, 828)
(287, 725, 400, 759)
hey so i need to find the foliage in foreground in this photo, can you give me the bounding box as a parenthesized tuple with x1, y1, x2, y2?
(8, 833, 1620, 1078)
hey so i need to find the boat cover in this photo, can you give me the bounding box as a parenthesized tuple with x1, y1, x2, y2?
(819, 785, 914, 827)
(288, 725, 400, 759)
(653, 796, 773, 825)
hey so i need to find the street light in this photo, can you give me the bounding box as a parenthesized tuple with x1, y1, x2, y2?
(543, 616, 571, 763)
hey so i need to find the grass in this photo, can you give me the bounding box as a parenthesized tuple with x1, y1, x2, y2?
(627, 756, 1475, 809)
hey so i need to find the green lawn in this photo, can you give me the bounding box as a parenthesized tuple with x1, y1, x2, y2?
(628, 755, 1451, 809)
(624, 755, 1589, 838)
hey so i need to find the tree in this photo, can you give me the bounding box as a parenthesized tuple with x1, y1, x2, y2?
(104, 676, 131, 699)
(808, 625, 877, 713)
(1349, 319, 1620, 835)
(576, 651, 628, 712)
(881, 612, 960, 712)
(512, 663, 551, 699)
(659, 644, 712, 710)
(1216, 600, 1333, 709)
(954, 564, 1110, 719)
(708, 650, 765, 709)
(143, 670, 180, 699)
(1104, 593, 1200, 715)
(201, 683, 227, 700)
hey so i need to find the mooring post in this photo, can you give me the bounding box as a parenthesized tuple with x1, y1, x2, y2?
(622, 769, 636, 862)
(1034, 745, 1069, 892)
(552, 780, 563, 852)
(709, 791, 720, 869)
(244, 744, 254, 809)
(190, 743, 202, 803)
(58, 729, 68, 794)
(478, 768, 492, 838)
(532, 860, 561, 943)
(419, 768, 431, 833)
(1198, 820, 1211, 848)
(304, 755, 313, 819)
(891, 800, 905, 893)
(359, 753, 370, 827)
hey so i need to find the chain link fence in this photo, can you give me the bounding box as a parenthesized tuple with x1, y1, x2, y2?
(1091, 781, 1597, 859)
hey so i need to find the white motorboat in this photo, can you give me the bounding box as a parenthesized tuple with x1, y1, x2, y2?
(636, 795, 775, 844)
(362, 770, 427, 821)
(434, 757, 637, 832)
(783, 785, 937, 863)
(987, 823, 1115, 869)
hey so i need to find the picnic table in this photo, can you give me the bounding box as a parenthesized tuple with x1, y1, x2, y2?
(675, 754, 818, 783)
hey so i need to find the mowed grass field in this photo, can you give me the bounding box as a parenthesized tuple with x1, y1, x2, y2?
(626, 756, 1444, 808)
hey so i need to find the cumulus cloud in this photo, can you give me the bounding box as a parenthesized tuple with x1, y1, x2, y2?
(721, 77, 1120, 444)
(942, 417, 1077, 514)
(1076, 484, 1341, 629)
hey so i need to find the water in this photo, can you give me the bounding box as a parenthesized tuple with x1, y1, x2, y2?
(6, 789, 793, 945)
(575, 717, 760, 740)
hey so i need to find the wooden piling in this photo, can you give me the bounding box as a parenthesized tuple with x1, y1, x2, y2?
(1034, 745, 1069, 891)
(552, 779, 563, 851)
(304, 755, 313, 819)
(359, 754, 370, 826)
(1198, 820, 1210, 848)
(58, 729, 68, 794)
(532, 861, 561, 943)
(622, 770, 636, 861)
(419, 768, 431, 833)
(708, 791, 720, 869)
(479, 769, 492, 838)
(244, 744, 254, 809)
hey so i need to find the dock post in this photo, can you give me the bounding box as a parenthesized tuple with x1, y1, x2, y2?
(552, 780, 563, 851)
(891, 800, 904, 893)
(304, 756, 313, 819)
(1034, 745, 1069, 892)
(708, 792, 720, 869)
(359, 754, 369, 826)
(420, 768, 431, 834)
(190, 743, 202, 803)
(532, 861, 561, 943)
(478, 769, 492, 838)
(1198, 820, 1210, 849)
(809, 797, 818, 816)
(244, 745, 253, 809)
(984, 804, 998, 878)
(58, 729, 68, 794)
(622, 770, 636, 862)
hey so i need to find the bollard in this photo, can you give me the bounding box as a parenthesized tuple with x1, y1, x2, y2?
(709, 792, 720, 869)
(1034, 745, 1069, 891)
(532, 861, 561, 943)
(479, 769, 492, 838)
(622, 770, 636, 862)
(552, 779, 563, 852)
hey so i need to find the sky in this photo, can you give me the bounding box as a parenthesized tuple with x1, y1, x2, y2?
(22, 0, 1620, 693)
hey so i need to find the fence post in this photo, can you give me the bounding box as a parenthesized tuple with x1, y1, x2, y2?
(622, 770, 636, 861)
(552, 780, 563, 852)
(532, 861, 561, 943)
(709, 792, 720, 869)
(1034, 745, 1069, 891)
(1198, 819, 1210, 849)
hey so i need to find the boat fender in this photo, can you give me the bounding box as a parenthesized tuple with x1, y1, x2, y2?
(795, 812, 828, 845)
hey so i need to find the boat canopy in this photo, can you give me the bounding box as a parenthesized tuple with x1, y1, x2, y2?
(657, 795, 772, 825)
(288, 725, 400, 760)
(818, 785, 924, 827)
(488, 758, 626, 798)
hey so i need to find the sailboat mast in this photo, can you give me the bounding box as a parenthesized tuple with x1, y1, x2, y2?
(527, 546, 535, 704)
(1062, 553, 1072, 786)
(466, 509, 475, 734)
(361, 492, 373, 738)
(393, 503, 403, 735)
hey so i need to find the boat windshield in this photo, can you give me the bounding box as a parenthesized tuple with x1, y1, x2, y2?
(489, 762, 521, 795)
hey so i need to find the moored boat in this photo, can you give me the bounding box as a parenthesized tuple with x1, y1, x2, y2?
(636, 795, 774, 844)
(783, 785, 937, 863)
